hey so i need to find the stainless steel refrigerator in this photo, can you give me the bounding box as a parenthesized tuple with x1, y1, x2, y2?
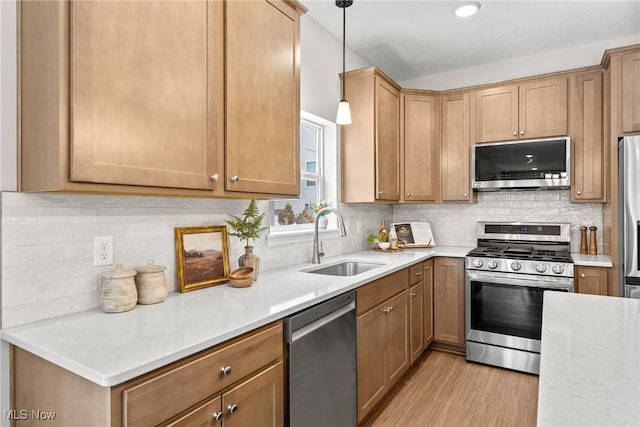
(619, 136, 640, 298)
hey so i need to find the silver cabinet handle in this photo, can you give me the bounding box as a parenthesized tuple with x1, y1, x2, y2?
(513, 131, 517, 136)
(228, 404, 239, 414)
(520, 131, 525, 135)
(212, 412, 223, 422)
(230, 175, 239, 183)
(416, 271, 422, 276)
(406, 193, 411, 197)
(580, 273, 586, 279)
(576, 190, 582, 195)
(463, 193, 468, 198)
(221, 366, 232, 376)
(383, 307, 391, 313)
(425, 266, 431, 270)
(378, 191, 383, 196)
(210, 174, 219, 182)
(411, 292, 417, 297)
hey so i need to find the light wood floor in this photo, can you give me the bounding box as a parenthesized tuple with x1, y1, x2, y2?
(363, 350, 539, 427)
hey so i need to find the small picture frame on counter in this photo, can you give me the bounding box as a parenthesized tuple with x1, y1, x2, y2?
(175, 225, 231, 292)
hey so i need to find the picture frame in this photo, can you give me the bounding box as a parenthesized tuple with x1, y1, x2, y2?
(175, 225, 231, 292)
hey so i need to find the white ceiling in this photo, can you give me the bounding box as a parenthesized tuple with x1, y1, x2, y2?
(302, 0, 640, 82)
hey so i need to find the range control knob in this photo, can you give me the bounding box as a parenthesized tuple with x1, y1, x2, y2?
(552, 264, 565, 275)
(472, 259, 484, 268)
(510, 261, 522, 271)
(535, 263, 548, 273)
(487, 260, 498, 270)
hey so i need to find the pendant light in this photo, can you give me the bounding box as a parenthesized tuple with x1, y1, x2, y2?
(336, 0, 353, 125)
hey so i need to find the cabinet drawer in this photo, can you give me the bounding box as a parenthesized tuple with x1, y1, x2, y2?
(409, 262, 424, 286)
(120, 322, 282, 427)
(357, 268, 409, 315)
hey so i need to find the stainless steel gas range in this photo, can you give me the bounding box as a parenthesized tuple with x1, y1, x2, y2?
(465, 222, 574, 375)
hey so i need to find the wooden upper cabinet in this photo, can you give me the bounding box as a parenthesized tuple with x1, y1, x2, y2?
(402, 93, 440, 202)
(473, 78, 567, 143)
(622, 51, 640, 133)
(225, 0, 302, 196)
(571, 71, 604, 202)
(473, 85, 518, 143)
(20, 0, 305, 198)
(441, 93, 472, 202)
(70, 1, 218, 190)
(376, 78, 401, 201)
(342, 67, 401, 203)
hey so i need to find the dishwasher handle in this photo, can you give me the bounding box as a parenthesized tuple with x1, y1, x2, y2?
(287, 302, 355, 343)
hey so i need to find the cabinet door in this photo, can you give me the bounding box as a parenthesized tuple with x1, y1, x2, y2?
(165, 396, 222, 427)
(424, 259, 434, 347)
(403, 94, 439, 201)
(384, 290, 409, 386)
(571, 71, 604, 201)
(576, 267, 609, 296)
(222, 361, 283, 427)
(357, 304, 387, 422)
(70, 1, 219, 190)
(434, 257, 465, 345)
(519, 78, 568, 139)
(622, 51, 640, 133)
(226, 0, 300, 196)
(441, 93, 471, 202)
(473, 85, 518, 143)
(409, 282, 425, 364)
(375, 77, 401, 201)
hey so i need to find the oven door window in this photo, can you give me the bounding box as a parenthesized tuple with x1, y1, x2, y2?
(469, 280, 564, 340)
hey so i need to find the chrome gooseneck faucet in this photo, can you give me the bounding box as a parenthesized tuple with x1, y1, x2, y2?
(312, 207, 347, 264)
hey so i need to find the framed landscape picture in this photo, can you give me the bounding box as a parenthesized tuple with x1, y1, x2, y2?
(175, 225, 230, 292)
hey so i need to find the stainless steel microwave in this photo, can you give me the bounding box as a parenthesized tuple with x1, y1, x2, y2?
(472, 137, 570, 191)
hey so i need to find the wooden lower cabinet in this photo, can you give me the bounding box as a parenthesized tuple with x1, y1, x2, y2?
(575, 266, 610, 296)
(433, 257, 466, 346)
(424, 259, 434, 347)
(409, 281, 425, 364)
(356, 269, 410, 423)
(12, 322, 284, 427)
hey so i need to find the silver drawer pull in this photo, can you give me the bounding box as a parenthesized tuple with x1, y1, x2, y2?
(212, 412, 223, 422)
(228, 404, 239, 414)
(221, 366, 232, 376)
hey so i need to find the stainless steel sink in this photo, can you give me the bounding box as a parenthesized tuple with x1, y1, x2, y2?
(304, 261, 384, 277)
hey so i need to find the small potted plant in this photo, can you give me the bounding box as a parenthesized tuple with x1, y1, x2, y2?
(311, 200, 331, 229)
(226, 199, 267, 281)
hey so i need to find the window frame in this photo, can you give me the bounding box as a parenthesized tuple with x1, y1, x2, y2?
(268, 111, 338, 245)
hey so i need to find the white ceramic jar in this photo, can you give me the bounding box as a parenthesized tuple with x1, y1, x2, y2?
(100, 265, 138, 313)
(134, 260, 168, 304)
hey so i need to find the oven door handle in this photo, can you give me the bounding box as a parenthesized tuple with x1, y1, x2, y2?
(466, 270, 573, 290)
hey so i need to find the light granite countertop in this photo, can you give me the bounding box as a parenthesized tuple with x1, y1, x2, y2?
(1, 246, 471, 387)
(571, 253, 613, 268)
(538, 292, 640, 426)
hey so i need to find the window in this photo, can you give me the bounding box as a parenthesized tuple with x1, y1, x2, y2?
(269, 111, 337, 240)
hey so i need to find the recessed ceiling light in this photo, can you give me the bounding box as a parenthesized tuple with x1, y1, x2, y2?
(455, 2, 481, 18)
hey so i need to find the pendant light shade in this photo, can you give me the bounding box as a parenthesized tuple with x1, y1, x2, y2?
(336, 100, 352, 125)
(336, 0, 353, 125)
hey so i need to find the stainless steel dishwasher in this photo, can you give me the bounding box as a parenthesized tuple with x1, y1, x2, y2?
(284, 290, 356, 427)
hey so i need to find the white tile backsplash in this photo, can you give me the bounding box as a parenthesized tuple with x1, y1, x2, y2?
(1, 190, 602, 328)
(1, 192, 391, 328)
(393, 190, 603, 252)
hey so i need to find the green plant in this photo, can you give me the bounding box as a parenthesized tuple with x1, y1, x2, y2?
(367, 234, 379, 244)
(310, 200, 331, 215)
(226, 199, 267, 247)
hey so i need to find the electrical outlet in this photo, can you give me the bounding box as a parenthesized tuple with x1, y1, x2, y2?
(93, 236, 114, 266)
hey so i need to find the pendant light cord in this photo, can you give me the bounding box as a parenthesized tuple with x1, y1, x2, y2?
(342, 5, 346, 101)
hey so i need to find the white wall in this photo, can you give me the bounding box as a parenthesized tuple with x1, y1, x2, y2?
(400, 34, 640, 90)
